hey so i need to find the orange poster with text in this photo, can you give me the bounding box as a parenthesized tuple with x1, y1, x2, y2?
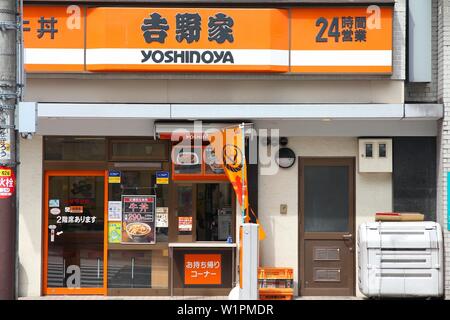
(290, 6, 393, 74)
(184, 254, 222, 285)
(23, 5, 85, 72)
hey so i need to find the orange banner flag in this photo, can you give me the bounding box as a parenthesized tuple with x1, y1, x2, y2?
(245, 207, 267, 241)
(208, 125, 266, 240)
(207, 126, 248, 211)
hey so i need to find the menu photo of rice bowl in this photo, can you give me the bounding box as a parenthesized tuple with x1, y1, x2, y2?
(124, 221, 153, 243)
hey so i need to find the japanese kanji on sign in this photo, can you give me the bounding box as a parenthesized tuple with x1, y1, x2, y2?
(23, 5, 85, 72)
(290, 6, 393, 73)
(121, 195, 156, 244)
(0, 167, 15, 199)
(86, 8, 288, 72)
(184, 254, 222, 285)
(22, 5, 393, 74)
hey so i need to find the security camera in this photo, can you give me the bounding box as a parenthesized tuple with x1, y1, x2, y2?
(20, 132, 33, 140)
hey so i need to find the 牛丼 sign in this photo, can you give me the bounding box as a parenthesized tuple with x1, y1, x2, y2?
(122, 195, 156, 244)
(23, 5, 85, 72)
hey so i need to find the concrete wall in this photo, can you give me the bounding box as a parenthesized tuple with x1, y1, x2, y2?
(17, 136, 43, 297)
(24, 78, 404, 104)
(393, 0, 407, 81)
(437, 0, 450, 299)
(258, 137, 392, 297)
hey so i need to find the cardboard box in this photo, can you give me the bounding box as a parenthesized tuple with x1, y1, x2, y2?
(375, 212, 424, 222)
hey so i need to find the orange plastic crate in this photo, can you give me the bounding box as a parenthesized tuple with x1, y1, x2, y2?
(258, 267, 293, 280)
(259, 288, 294, 300)
(259, 294, 293, 300)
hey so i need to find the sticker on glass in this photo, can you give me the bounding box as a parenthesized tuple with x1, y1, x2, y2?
(50, 208, 61, 215)
(49, 199, 60, 208)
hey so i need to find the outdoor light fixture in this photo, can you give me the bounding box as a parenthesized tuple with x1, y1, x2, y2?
(275, 137, 295, 169)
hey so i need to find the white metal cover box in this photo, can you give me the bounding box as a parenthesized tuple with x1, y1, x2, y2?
(358, 222, 443, 298)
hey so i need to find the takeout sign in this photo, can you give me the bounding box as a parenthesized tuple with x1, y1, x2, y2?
(184, 254, 222, 285)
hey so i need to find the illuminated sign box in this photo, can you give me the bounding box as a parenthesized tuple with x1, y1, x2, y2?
(23, 5, 85, 72)
(23, 5, 393, 74)
(290, 6, 393, 74)
(85, 8, 289, 73)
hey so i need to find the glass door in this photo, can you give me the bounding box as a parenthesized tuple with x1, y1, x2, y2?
(43, 171, 107, 295)
(171, 184, 197, 242)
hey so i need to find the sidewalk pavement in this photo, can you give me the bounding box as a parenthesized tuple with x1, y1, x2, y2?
(19, 295, 362, 300)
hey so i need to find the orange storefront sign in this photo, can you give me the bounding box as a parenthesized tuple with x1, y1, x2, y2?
(23, 5, 393, 74)
(290, 6, 393, 73)
(85, 8, 289, 72)
(24, 5, 85, 72)
(184, 254, 222, 285)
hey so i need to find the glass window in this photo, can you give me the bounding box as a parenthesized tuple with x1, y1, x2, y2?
(365, 143, 373, 158)
(304, 166, 349, 233)
(108, 250, 168, 289)
(177, 186, 194, 236)
(204, 145, 225, 175)
(196, 183, 232, 241)
(44, 137, 106, 161)
(108, 170, 169, 242)
(110, 140, 168, 161)
(379, 143, 387, 158)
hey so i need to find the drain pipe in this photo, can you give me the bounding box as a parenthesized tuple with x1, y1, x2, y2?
(0, 0, 19, 300)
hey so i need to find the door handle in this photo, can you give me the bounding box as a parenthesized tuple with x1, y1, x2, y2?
(342, 234, 353, 240)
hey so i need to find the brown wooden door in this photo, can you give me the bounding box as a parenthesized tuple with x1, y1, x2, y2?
(299, 157, 355, 296)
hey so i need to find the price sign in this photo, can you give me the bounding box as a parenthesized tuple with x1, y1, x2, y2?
(0, 166, 15, 199)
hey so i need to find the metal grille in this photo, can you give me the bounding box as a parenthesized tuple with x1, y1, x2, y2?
(314, 247, 340, 261)
(314, 268, 341, 282)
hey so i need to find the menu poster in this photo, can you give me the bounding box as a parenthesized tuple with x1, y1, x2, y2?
(121, 195, 156, 244)
(156, 207, 169, 228)
(178, 216, 193, 232)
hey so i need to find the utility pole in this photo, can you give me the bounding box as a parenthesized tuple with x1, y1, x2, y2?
(0, 0, 19, 300)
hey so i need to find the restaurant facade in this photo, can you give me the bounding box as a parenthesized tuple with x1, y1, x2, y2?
(16, 0, 449, 298)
